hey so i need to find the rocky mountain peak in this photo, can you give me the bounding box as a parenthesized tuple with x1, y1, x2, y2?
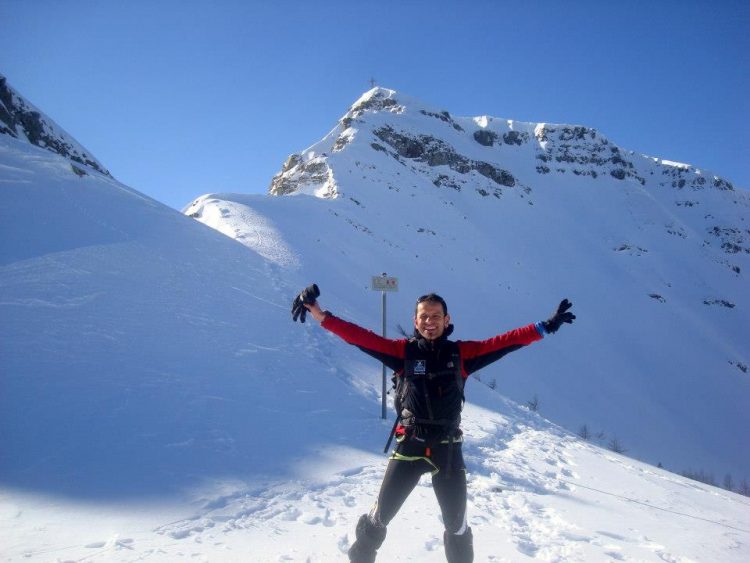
(267, 88, 735, 200)
(344, 87, 403, 124)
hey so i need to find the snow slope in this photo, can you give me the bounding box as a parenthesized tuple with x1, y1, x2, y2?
(0, 90, 748, 562)
(186, 87, 750, 483)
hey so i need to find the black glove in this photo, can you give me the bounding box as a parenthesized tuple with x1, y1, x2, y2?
(291, 284, 320, 323)
(542, 299, 575, 334)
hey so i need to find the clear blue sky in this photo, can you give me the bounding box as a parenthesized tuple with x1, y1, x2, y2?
(2, 0, 748, 209)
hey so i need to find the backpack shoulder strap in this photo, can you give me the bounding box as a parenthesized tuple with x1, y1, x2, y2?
(446, 340, 465, 402)
(383, 339, 417, 453)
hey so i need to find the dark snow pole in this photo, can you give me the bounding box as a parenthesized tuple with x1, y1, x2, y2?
(371, 273, 398, 419)
(381, 288, 386, 419)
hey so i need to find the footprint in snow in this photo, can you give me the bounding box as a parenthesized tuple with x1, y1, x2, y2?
(337, 534, 351, 553)
(425, 535, 441, 551)
(303, 508, 336, 526)
(561, 531, 594, 542)
(516, 538, 540, 557)
(470, 514, 489, 526)
(597, 530, 631, 542)
(561, 467, 578, 478)
(639, 537, 666, 551)
(281, 507, 301, 521)
(84, 536, 135, 550)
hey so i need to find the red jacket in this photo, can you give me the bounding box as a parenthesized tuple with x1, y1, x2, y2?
(320, 313, 543, 378)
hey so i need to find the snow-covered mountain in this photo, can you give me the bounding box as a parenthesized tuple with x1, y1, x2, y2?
(1, 83, 748, 562)
(186, 87, 750, 483)
(0, 74, 109, 176)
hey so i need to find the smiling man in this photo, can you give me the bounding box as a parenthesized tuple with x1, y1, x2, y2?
(292, 286, 575, 563)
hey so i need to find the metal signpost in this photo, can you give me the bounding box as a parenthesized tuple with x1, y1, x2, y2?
(371, 273, 398, 419)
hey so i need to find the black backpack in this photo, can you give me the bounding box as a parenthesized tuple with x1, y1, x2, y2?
(384, 339, 464, 452)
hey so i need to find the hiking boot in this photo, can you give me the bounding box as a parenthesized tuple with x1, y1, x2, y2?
(444, 527, 473, 563)
(348, 514, 386, 562)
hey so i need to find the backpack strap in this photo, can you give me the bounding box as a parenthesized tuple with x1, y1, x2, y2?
(383, 415, 401, 453)
(383, 367, 404, 453)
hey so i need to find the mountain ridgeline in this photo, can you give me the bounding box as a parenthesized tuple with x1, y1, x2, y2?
(0, 74, 109, 176)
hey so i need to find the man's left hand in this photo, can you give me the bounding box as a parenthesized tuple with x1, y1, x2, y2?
(542, 299, 575, 334)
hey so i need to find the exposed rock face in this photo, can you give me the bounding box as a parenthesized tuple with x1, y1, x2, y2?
(532, 124, 646, 184)
(503, 130, 528, 146)
(472, 129, 528, 147)
(473, 129, 498, 147)
(372, 126, 517, 189)
(660, 164, 734, 191)
(419, 109, 464, 131)
(708, 226, 750, 255)
(268, 154, 336, 198)
(0, 75, 110, 176)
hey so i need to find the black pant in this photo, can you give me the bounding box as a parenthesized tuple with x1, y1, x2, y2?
(371, 438, 467, 534)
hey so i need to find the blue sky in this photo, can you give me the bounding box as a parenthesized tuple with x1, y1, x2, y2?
(1, 0, 748, 209)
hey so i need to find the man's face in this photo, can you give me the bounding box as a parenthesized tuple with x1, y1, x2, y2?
(414, 301, 450, 341)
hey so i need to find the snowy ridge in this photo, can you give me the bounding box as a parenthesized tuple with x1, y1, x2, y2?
(1, 87, 749, 561)
(185, 194, 301, 268)
(0, 74, 109, 176)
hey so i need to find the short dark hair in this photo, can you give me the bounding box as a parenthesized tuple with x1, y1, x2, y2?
(415, 293, 448, 316)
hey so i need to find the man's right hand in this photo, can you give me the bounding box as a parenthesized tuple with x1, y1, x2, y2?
(291, 284, 320, 323)
(304, 301, 327, 323)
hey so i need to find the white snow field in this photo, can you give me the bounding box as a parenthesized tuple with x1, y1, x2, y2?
(1, 88, 749, 561)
